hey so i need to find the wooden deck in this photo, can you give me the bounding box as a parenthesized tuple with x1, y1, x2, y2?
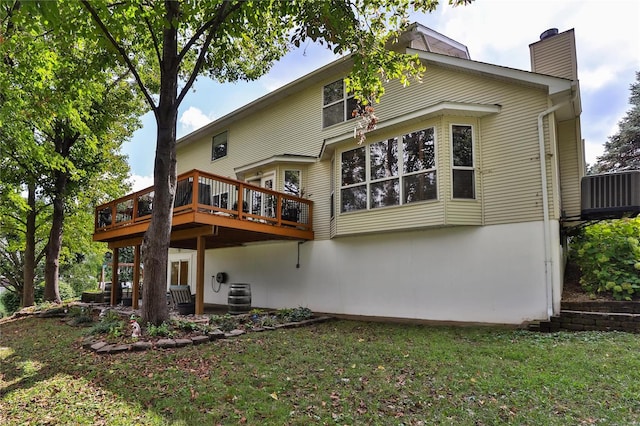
(93, 169, 314, 249)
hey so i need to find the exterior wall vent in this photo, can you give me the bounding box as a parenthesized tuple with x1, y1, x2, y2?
(581, 171, 640, 220)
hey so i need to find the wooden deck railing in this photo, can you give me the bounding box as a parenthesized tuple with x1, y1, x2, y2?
(94, 169, 313, 234)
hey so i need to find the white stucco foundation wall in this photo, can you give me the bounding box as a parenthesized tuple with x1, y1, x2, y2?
(170, 220, 563, 325)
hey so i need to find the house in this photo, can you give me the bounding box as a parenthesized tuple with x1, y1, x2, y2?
(94, 24, 584, 325)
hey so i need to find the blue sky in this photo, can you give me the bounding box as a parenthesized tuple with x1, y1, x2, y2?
(125, 0, 640, 191)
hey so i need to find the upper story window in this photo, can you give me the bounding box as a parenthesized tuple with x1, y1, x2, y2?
(340, 127, 437, 212)
(323, 79, 359, 128)
(211, 131, 228, 161)
(451, 125, 475, 199)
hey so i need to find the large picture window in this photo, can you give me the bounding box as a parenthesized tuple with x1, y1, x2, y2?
(340, 127, 437, 212)
(211, 131, 228, 161)
(323, 79, 358, 128)
(451, 125, 475, 199)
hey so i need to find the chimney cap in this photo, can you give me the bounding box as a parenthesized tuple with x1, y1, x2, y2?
(540, 28, 559, 40)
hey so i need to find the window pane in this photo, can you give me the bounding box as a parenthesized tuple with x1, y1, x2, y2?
(341, 147, 366, 186)
(212, 131, 227, 160)
(370, 138, 398, 180)
(323, 102, 344, 127)
(346, 96, 359, 121)
(453, 169, 475, 199)
(403, 128, 435, 173)
(370, 179, 399, 208)
(170, 261, 179, 286)
(284, 170, 300, 195)
(341, 185, 367, 212)
(323, 80, 343, 105)
(179, 261, 189, 285)
(403, 171, 437, 203)
(452, 125, 473, 167)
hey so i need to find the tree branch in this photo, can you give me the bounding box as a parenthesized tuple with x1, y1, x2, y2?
(139, 3, 162, 67)
(80, 0, 158, 115)
(177, 0, 243, 105)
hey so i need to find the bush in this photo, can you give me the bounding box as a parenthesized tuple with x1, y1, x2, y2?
(571, 218, 640, 300)
(0, 290, 21, 314)
(87, 309, 125, 338)
(34, 281, 77, 302)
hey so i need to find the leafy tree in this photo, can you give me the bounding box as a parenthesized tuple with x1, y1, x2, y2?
(0, 3, 141, 304)
(36, 0, 471, 324)
(593, 71, 640, 173)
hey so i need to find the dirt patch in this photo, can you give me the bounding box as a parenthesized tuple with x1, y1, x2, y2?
(561, 261, 613, 302)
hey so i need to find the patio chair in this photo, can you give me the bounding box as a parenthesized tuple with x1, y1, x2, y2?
(169, 285, 195, 315)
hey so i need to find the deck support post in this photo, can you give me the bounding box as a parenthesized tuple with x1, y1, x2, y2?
(196, 235, 205, 315)
(111, 247, 119, 306)
(132, 245, 141, 309)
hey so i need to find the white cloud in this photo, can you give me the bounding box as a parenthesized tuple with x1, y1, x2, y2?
(128, 174, 154, 193)
(179, 107, 214, 133)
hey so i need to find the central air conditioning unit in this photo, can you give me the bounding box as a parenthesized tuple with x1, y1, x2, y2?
(581, 171, 640, 220)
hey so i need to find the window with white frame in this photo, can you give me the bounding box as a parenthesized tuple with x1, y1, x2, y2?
(322, 79, 359, 128)
(211, 131, 228, 161)
(340, 127, 437, 212)
(451, 125, 475, 199)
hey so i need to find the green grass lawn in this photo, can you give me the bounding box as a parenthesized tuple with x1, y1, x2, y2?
(2, 316, 640, 425)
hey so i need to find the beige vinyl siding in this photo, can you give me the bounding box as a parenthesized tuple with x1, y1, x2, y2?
(480, 88, 552, 225)
(557, 118, 583, 219)
(177, 81, 324, 176)
(336, 201, 445, 236)
(529, 30, 577, 80)
(177, 61, 566, 239)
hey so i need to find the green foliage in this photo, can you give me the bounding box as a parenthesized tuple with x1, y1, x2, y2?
(572, 218, 640, 300)
(173, 319, 203, 333)
(66, 305, 94, 325)
(0, 290, 20, 314)
(592, 71, 640, 173)
(34, 281, 77, 302)
(209, 313, 239, 332)
(87, 309, 125, 338)
(276, 306, 313, 323)
(146, 321, 175, 338)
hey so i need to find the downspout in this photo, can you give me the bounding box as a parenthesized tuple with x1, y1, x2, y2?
(537, 84, 578, 318)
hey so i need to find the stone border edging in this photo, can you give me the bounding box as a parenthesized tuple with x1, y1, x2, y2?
(82, 316, 333, 355)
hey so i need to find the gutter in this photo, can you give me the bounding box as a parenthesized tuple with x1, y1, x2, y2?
(537, 83, 578, 318)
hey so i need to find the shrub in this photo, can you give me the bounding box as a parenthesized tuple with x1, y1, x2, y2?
(276, 306, 313, 322)
(146, 321, 174, 338)
(0, 290, 21, 314)
(87, 309, 125, 338)
(571, 218, 640, 300)
(34, 281, 77, 302)
(209, 314, 238, 332)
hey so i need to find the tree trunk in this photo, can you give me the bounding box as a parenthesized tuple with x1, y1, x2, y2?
(43, 193, 64, 303)
(140, 2, 179, 325)
(22, 181, 36, 306)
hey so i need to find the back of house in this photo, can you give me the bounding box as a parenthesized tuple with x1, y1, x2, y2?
(170, 25, 584, 324)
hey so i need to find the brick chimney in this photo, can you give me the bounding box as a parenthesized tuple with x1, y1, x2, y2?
(529, 28, 577, 80)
